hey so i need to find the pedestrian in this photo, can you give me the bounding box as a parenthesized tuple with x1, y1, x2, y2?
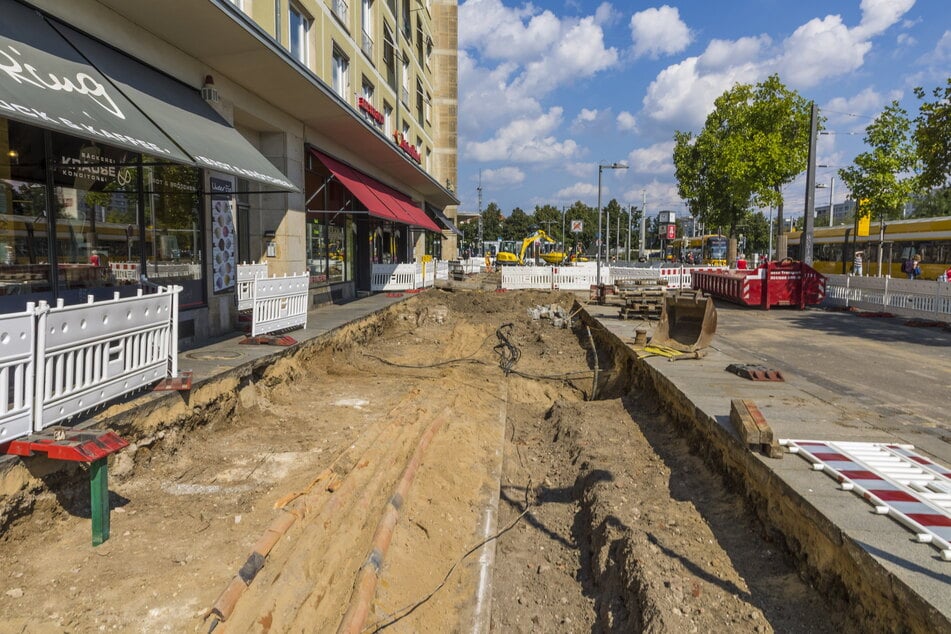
(906, 254, 923, 279)
(852, 250, 863, 276)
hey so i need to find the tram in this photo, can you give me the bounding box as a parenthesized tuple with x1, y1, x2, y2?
(668, 234, 729, 266)
(786, 215, 951, 279)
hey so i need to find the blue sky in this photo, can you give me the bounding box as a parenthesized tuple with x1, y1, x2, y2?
(455, 0, 950, 220)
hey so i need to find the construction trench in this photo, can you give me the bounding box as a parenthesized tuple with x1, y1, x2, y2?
(0, 289, 933, 632)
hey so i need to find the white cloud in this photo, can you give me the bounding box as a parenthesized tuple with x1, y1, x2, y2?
(616, 111, 638, 131)
(823, 87, 903, 125)
(564, 162, 596, 178)
(481, 167, 526, 186)
(575, 108, 599, 124)
(630, 5, 693, 59)
(935, 30, 951, 61)
(627, 141, 675, 175)
(465, 107, 580, 162)
(642, 1, 915, 130)
(555, 182, 599, 201)
(458, 0, 619, 162)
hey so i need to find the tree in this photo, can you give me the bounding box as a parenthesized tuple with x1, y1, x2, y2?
(909, 186, 951, 218)
(502, 207, 532, 240)
(532, 204, 563, 243)
(838, 101, 919, 223)
(673, 75, 813, 239)
(481, 202, 503, 241)
(914, 78, 951, 190)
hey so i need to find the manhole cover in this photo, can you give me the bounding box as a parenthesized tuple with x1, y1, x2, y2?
(185, 350, 244, 361)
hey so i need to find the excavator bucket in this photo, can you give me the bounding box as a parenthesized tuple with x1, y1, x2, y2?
(653, 290, 717, 352)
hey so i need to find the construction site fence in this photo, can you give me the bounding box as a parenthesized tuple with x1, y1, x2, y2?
(236, 262, 268, 311)
(249, 274, 309, 337)
(0, 285, 182, 445)
(370, 262, 437, 292)
(824, 275, 951, 320)
(501, 265, 726, 291)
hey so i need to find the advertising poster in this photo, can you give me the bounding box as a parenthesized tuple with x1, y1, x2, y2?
(210, 176, 236, 293)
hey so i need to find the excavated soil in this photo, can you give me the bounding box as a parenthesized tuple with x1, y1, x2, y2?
(0, 289, 848, 633)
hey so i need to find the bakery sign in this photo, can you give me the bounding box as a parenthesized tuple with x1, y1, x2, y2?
(392, 131, 421, 163)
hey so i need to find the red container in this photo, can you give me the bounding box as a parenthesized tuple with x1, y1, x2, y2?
(691, 262, 826, 309)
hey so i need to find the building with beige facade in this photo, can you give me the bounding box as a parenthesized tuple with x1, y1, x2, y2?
(0, 0, 458, 342)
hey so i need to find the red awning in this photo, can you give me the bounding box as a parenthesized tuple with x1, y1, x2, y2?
(310, 149, 400, 222)
(309, 149, 440, 232)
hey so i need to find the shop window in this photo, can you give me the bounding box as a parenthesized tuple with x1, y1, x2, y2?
(0, 121, 204, 309)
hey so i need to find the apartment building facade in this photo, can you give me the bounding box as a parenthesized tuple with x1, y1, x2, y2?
(0, 0, 458, 341)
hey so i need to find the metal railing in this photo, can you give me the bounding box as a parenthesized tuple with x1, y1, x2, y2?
(824, 275, 951, 320)
(0, 286, 182, 444)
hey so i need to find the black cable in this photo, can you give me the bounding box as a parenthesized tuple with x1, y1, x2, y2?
(493, 323, 520, 375)
(364, 479, 536, 632)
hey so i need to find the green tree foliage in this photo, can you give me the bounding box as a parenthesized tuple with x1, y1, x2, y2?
(502, 207, 533, 240)
(914, 78, 951, 190)
(838, 101, 919, 222)
(673, 74, 812, 237)
(909, 186, 951, 218)
(740, 209, 771, 256)
(481, 202, 504, 241)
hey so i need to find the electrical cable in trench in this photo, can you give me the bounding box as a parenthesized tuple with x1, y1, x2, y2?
(362, 478, 536, 633)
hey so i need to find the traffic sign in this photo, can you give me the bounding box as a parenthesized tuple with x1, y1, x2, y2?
(571, 220, 583, 233)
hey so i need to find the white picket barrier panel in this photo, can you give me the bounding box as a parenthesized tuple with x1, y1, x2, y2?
(251, 274, 309, 337)
(237, 262, 269, 311)
(825, 275, 951, 320)
(371, 263, 416, 291)
(0, 304, 36, 443)
(34, 286, 181, 431)
(551, 266, 598, 290)
(500, 266, 553, 290)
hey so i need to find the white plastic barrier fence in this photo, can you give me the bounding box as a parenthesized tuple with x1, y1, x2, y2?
(251, 274, 309, 337)
(435, 260, 449, 281)
(110, 262, 140, 282)
(34, 286, 181, 431)
(0, 304, 37, 443)
(371, 264, 416, 291)
(824, 275, 951, 320)
(237, 262, 268, 311)
(499, 265, 726, 291)
(370, 263, 438, 292)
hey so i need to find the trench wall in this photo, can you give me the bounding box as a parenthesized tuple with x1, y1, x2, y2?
(576, 303, 949, 634)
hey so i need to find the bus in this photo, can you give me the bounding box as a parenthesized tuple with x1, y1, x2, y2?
(787, 215, 951, 279)
(668, 234, 729, 266)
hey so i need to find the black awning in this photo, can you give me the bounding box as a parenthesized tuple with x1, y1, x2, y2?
(0, 0, 296, 191)
(430, 206, 463, 236)
(0, 0, 192, 163)
(54, 22, 297, 192)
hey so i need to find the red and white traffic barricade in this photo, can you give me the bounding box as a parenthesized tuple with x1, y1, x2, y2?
(782, 439, 951, 560)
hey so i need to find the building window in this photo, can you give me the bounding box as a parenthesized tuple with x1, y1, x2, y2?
(401, 56, 409, 105)
(274, 0, 282, 42)
(401, 0, 411, 39)
(383, 25, 397, 89)
(332, 0, 349, 25)
(383, 102, 393, 137)
(425, 90, 431, 124)
(425, 147, 431, 172)
(289, 3, 311, 64)
(416, 79, 424, 126)
(332, 47, 350, 100)
(361, 0, 374, 58)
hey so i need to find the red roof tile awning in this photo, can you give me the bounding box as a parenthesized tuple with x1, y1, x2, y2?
(309, 149, 440, 232)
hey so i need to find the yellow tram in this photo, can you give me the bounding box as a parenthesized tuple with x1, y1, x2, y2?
(787, 215, 951, 279)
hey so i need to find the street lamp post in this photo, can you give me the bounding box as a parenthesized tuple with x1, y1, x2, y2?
(597, 162, 628, 286)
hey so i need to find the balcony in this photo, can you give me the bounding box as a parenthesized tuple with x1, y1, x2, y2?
(361, 30, 373, 58)
(332, 0, 349, 25)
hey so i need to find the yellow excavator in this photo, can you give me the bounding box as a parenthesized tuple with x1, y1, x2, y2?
(496, 229, 557, 266)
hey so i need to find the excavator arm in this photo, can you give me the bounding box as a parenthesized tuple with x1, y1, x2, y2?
(518, 230, 555, 264)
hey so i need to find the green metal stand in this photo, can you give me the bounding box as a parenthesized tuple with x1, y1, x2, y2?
(90, 458, 110, 546)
